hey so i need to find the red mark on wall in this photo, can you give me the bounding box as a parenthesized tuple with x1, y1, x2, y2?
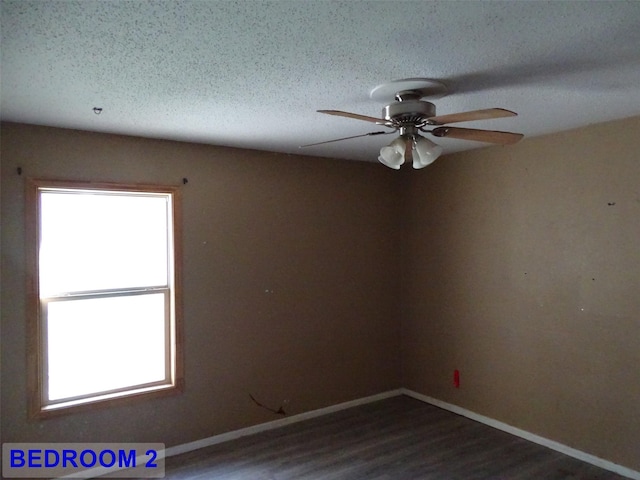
(453, 369, 460, 388)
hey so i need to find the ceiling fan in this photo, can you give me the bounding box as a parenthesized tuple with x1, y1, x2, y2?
(301, 78, 524, 170)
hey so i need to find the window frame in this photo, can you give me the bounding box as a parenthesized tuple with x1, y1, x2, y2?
(26, 179, 184, 419)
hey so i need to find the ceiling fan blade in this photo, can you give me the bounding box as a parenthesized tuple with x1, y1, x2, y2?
(318, 109, 387, 124)
(300, 130, 394, 148)
(427, 108, 517, 125)
(431, 126, 524, 144)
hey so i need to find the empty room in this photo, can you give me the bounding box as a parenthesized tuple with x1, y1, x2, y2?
(1, 1, 639, 479)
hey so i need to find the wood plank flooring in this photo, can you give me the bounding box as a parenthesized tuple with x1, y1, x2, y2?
(163, 395, 628, 479)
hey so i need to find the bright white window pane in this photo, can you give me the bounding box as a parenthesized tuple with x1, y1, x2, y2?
(39, 191, 170, 295)
(46, 293, 167, 401)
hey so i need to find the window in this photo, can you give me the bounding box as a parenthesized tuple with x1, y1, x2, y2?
(26, 180, 183, 418)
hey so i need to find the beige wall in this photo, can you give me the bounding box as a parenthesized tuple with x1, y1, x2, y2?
(1, 117, 639, 472)
(0, 123, 402, 446)
(401, 115, 640, 471)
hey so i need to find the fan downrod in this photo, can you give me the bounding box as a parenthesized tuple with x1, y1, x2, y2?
(382, 99, 436, 126)
(371, 78, 448, 126)
(370, 78, 448, 102)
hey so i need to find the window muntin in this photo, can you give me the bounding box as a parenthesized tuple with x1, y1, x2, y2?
(27, 180, 182, 417)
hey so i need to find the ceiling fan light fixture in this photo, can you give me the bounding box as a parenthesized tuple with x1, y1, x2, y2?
(412, 136, 443, 169)
(378, 137, 405, 170)
(313, 81, 521, 169)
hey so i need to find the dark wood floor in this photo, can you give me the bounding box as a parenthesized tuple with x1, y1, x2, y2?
(163, 395, 628, 479)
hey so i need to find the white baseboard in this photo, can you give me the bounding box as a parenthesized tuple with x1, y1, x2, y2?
(67, 388, 640, 479)
(401, 388, 640, 480)
(163, 389, 403, 458)
(61, 391, 404, 479)
(159, 388, 639, 480)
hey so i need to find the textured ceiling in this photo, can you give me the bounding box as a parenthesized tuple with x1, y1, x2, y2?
(2, 0, 640, 163)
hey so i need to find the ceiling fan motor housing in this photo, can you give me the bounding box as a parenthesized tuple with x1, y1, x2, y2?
(382, 100, 436, 126)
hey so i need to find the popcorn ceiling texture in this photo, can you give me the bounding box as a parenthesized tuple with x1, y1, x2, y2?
(2, 0, 640, 162)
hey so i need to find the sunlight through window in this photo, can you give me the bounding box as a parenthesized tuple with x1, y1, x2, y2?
(28, 181, 182, 417)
